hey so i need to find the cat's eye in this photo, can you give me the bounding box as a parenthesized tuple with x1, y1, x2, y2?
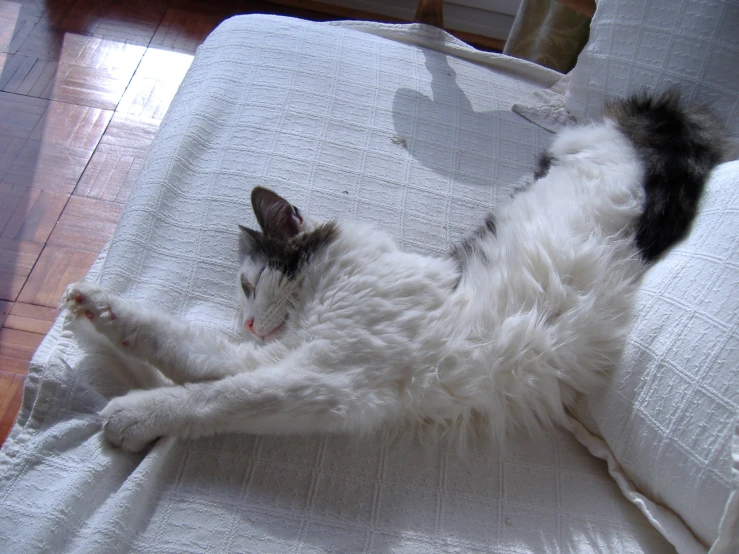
(254, 267, 265, 288)
(240, 274, 254, 297)
(242, 268, 265, 298)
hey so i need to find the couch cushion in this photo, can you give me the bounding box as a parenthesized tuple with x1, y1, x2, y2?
(573, 160, 739, 553)
(565, 0, 739, 137)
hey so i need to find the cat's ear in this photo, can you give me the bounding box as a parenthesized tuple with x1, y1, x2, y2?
(238, 225, 262, 260)
(251, 187, 304, 240)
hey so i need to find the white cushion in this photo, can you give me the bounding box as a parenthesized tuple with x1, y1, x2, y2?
(565, 0, 739, 135)
(573, 161, 739, 552)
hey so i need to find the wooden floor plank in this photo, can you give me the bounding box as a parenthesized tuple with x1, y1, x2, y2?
(97, 111, 161, 152)
(74, 142, 145, 204)
(149, 7, 224, 54)
(3, 101, 113, 194)
(0, 183, 29, 234)
(0, 237, 43, 302)
(40, 0, 167, 44)
(0, 327, 43, 375)
(74, 112, 160, 203)
(16, 244, 97, 307)
(0, 90, 48, 139)
(52, 35, 146, 109)
(0, 187, 69, 243)
(47, 195, 123, 252)
(13, 20, 64, 61)
(0, 13, 37, 56)
(115, 47, 193, 120)
(5, 302, 57, 334)
(2, 52, 37, 91)
(86, 0, 169, 44)
(41, 0, 105, 33)
(26, 56, 58, 98)
(29, 100, 112, 151)
(0, 371, 25, 446)
(0, 299, 9, 327)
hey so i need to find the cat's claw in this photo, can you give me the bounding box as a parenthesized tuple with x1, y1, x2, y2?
(62, 282, 137, 349)
(101, 394, 160, 453)
(62, 282, 117, 323)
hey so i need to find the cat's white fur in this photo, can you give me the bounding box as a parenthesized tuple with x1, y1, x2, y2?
(63, 120, 647, 453)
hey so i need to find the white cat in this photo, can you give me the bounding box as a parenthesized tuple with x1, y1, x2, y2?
(62, 92, 723, 453)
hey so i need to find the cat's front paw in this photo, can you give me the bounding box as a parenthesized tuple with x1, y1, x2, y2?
(62, 282, 139, 349)
(101, 392, 163, 453)
(62, 282, 118, 324)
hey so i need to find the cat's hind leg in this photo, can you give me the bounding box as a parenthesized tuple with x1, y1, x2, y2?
(62, 282, 260, 384)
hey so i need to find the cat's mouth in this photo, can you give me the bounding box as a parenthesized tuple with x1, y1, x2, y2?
(250, 321, 286, 342)
(260, 322, 286, 341)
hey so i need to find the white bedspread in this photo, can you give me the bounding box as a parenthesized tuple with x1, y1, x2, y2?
(0, 16, 673, 553)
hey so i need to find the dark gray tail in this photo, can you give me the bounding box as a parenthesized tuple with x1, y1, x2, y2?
(604, 91, 725, 261)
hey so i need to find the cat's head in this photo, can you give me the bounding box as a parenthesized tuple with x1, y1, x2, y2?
(238, 187, 337, 341)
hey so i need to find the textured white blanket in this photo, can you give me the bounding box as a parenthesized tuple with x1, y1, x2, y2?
(0, 16, 673, 553)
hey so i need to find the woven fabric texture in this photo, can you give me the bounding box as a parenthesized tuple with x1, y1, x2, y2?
(0, 15, 676, 553)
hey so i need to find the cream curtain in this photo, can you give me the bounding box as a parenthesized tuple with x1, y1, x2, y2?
(504, 0, 591, 73)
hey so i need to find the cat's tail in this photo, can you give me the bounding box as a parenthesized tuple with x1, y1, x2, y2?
(604, 90, 725, 261)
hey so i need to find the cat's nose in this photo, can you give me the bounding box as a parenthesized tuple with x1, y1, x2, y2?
(245, 318, 255, 333)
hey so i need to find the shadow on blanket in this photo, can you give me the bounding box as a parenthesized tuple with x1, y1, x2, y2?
(393, 50, 545, 192)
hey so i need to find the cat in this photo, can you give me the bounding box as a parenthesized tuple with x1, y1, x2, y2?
(62, 91, 724, 453)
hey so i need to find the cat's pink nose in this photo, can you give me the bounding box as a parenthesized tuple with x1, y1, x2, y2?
(245, 318, 255, 333)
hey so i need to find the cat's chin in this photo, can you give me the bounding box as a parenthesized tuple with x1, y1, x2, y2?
(250, 321, 286, 343)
